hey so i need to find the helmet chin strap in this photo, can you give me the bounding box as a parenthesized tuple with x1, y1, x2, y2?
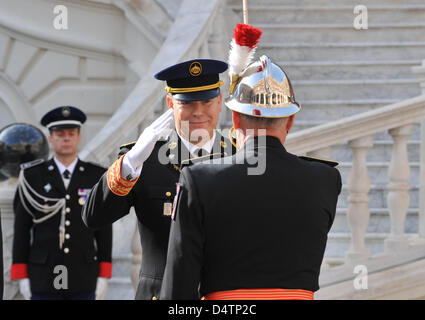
(228, 126, 237, 148)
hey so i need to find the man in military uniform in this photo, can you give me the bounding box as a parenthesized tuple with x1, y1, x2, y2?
(11, 106, 112, 300)
(82, 59, 235, 300)
(160, 56, 342, 300)
(0, 209, 3, 299)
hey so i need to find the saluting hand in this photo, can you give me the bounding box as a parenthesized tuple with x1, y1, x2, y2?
(125, 109, 174, 171)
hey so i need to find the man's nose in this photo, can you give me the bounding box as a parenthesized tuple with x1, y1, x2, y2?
(192, 102, 204, 116)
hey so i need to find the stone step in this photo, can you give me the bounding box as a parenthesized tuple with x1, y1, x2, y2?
(337, 183, 419, 209)
(324, 232, 389, 258)
(290, 119, 421, 141)
(230, 5, 425, 24)
(292, 78, 420, 102)
(331, 208, 419, 234)
(111, 254, 132, 278)
(258, 42, 425, 62)
(293, 99, 401, 121)
(257, 23, 425, 43)
(104, 277, 134, 300)
(228, 0, 425, 6)
(279, 60, 421, 81)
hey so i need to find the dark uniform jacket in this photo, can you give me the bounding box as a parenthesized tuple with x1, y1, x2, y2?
(0, 209, 3, 299)
(82, 130, 235, 300)
(160, 136, 342, 299)
(12, 158, 112, 294)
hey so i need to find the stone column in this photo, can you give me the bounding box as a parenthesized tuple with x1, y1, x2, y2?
(385, 124, 414, 251)
(345, 136, 373, 262)
(0, 178, 20, 299)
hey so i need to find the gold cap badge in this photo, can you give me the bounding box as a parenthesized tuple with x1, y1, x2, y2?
(189, 62, 202, 76)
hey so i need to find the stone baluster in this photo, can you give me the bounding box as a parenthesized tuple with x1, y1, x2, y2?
(384, 124, 414, 252)
(345, 136, 373, 262)
(411, 61, 425, 239)
(130, 221, 142, 291)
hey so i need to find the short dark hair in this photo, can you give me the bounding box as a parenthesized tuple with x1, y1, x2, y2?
(49, 127, 81, 135)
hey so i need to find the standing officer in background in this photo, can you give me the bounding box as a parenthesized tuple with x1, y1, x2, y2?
(11, 106, 112, 300)
(82, 59, 235, 300)
(0, 209, 3, 300)
(160, 56, 342, 300)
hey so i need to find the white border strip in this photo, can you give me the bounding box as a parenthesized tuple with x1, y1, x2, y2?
(46, 120, 82, 129)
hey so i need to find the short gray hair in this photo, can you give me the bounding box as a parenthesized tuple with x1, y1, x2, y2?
(239, 113, 288, 128)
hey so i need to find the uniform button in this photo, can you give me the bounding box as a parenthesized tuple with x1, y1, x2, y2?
(65, 194, 70, 200)
(94, 256, 97, 261)
(165, 192, 171, 197)
(65, 207, 71, 213)
(65, 234, 70, 240)
(64, 248, 69, 254)
(152, 296, 158, 300)
(65, 220, 70, 226)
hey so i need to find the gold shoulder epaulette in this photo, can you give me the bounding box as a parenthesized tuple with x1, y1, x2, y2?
(299, 156, 339, 167)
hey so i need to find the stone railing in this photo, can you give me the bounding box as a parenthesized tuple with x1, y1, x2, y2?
(287, 93, 425, 258)
(284, 75, 425, 298)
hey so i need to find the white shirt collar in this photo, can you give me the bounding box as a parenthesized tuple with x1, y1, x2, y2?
(177, 131, 216, 157)
(53, 156, 79, 176)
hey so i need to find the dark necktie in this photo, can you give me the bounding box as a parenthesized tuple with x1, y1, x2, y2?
(63, 169, 71, 179)
(193, 148, 204, 158)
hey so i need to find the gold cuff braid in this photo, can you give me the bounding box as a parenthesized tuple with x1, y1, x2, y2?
(107, 155, 139, 196)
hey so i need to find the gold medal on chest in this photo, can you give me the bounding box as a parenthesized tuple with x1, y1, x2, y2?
(79, 197, 86, 206)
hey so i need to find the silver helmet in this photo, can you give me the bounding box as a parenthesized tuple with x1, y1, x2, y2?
(225, 55, 301, 118)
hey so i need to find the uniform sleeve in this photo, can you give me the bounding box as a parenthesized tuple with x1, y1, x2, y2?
(82, 154, 136, 229)
(160, 167, 205, 300)
(94, 224, 113, 278)
(0, 209, 4, 299)
(11, 186, 33, 280)
(327, 167, 342, 231)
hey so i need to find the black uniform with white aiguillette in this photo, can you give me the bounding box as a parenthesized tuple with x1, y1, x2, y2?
(11, 106, 113, 297)
(12, 159, 112, 293)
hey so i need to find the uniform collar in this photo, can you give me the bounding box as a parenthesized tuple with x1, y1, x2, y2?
(176, 130, 216, 156)
(53, 156, 79, 176)
(243, 135, 286, 151)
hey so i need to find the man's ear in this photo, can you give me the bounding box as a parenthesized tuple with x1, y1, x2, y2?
(217, 93, 222, 112)
(48, 133, 53, 144)
(232, 111, 241, 129)
(286, 115, 295, 133)
(166, 95, 174, 109)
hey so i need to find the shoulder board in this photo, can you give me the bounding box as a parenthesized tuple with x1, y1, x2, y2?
(299, 155, 339, 167)
(119, 141, 136, 151)
(20, 158, 46, 170)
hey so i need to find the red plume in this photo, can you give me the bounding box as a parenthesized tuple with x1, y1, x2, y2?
(233, 23, 263, 48)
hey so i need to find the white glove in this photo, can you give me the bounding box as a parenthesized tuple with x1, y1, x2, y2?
(125, 109, 174, 172)
(95, 277, 108, 300)
(19, 278, 31, 300)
